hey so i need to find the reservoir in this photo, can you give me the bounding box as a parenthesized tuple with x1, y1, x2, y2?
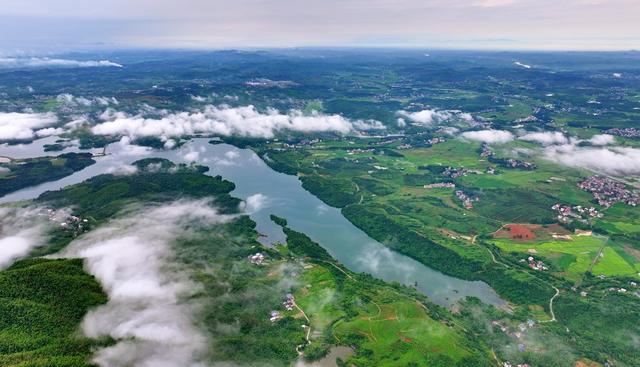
(0, 138, 506, 308)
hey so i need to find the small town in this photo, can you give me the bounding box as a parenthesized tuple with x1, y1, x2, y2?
(578, 176, 640, 207)
(605, 127, 640, 139)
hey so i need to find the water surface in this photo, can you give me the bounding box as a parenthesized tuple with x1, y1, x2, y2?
(0, 138, 506, 308)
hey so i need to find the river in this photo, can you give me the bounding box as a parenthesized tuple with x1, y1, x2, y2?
(0, 137, 506, 308)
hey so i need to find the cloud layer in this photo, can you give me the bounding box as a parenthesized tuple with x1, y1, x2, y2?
(461, 129, 514, 144)
(0, 112, 58, 141)
(397, 109, 453, 126)
(91, 105, 384, 140)
(56, 200, 234, 367)
(0, 207, 66, 268)
(544, 145, 640, 176)
(0, 57, 122, 69)
(519, 131, 568, 145)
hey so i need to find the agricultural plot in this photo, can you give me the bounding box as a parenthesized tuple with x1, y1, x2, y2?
(288, 250, 488, 366)
(492, 235, 639, 281)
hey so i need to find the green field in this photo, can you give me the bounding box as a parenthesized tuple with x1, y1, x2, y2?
(492, 235, 639, 281)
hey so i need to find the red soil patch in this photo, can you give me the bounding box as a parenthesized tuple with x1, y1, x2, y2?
(495, 224, 538, 241)
(396, 332, 413, 343)
(494, 223, 572, 242)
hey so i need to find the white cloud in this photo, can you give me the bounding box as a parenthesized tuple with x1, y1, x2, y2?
(0, 207, 67, 269)
(544, 144, 640, 175)
(35, 127, 65, 137)
(190, 95, 207, 102)
(92, 105, 383, 140)
(514, 61, 532, 69)
(461, 129, 514, 144)
(0, 112, 58, 141)
(588, 134, 615, 145)
(57, 93, 119, 107)
(104, 163, 139, 176)
(0, 57, 122, 69)
(112, 136, 152, 157)
(397, 109, 452, 125)
(241, 193, 269, 213)
(519, 131, 568, 145)
(55, 200, 233, 367)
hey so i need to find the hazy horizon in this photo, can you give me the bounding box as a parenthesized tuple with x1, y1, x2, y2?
(1, 0, 638, 54)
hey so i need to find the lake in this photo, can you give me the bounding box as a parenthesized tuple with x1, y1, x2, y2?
(0, 137, 506, 308)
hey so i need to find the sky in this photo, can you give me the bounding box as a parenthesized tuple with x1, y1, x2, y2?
(0, 0, 638, 52)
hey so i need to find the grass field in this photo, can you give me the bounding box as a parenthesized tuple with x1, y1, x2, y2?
(491, 235, 639, 281)
(292, 264, 482, 366)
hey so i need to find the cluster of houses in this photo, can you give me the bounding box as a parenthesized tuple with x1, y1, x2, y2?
(493, 318, 536, 367)
(347, 148, 375, 155)
(606, 127, 640, 139)
(427, 137, 446, 145)
(38, 209, 89, 236)
(480, 143, 493, 158)
(455, 190, 478, 209)
(245, 78, 299, 88)
(607, 287, 629, 294)
(269, 293, 296, 323)
(501, 158, 536, 170)
(578, 176, 639, 207)
(551, 203, 602, 224)
(443, 167, 470, 179)
(248, 252, 266, 265)
(519, 256, 548, 271)
(423, 182, 455, 189)
(515, 115, 539, 124)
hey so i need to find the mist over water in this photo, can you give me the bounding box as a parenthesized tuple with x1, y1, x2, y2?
(0, 137, 505, 308)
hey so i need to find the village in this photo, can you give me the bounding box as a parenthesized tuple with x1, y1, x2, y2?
(491, 317, 538, 367)
(37, 208, 90, 237)
(551, 203, 602, 224)
(605, 127, 640, 139)
(578, 176, 640, 207)
(455, 190, 478, 209)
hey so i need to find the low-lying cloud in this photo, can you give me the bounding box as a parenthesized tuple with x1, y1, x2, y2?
(55, 199, 234, 367)
(92, 105, 384, 140)
(0, 57, 122, 69)
(461, 129, 514, 144)
(519, 131, 568, 145)
(544, 144, 640, 176)
(397, 109, 472, 126)
(241, 193, 269, 213)
(588, 134, 615, 146)
(57, 93, 119, 108)
(0, 207, 67, 269)
(0, 112, 58, 141)
(519, 131, 616, 147)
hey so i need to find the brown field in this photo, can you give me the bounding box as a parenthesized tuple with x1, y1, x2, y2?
(493, 223, 570, 242)
(494, 224, 539, 241)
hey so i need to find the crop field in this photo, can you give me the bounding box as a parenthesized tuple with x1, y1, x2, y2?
(491, 235, 640, 281)
(292, 264, 481, 366)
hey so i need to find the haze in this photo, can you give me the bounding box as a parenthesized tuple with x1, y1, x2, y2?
(1, 0, 638, 52)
